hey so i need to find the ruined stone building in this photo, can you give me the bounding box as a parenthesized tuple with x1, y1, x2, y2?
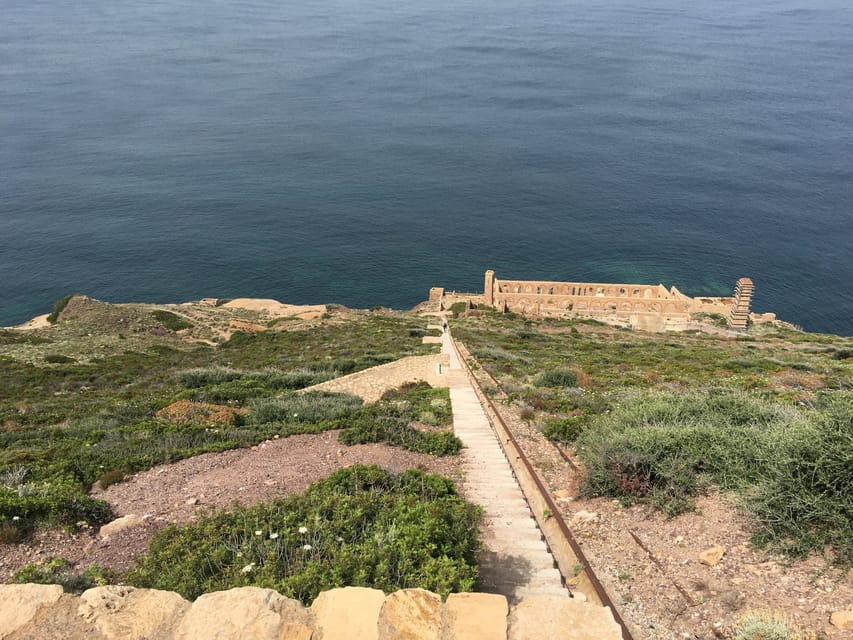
(431, 270, 763, 332)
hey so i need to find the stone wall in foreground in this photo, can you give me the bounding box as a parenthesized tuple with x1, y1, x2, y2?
(0, 583, 623, 640)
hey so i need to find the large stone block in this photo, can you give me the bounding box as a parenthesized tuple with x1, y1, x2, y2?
(378, 588, 441, 640)
(311, 586, 385, 640)
(441, 592, 508, 640)
(0, 584, 63, 639)
(174, 587, 311, 640)
(508, 595, 621, 640)
(78, 585, 189, 640)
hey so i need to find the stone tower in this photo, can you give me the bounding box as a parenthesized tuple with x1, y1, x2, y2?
(484, 270, 495, 307)
(727, 278, 754, 330)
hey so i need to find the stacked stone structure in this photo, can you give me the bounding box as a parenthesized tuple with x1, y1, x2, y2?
(727, 277, 754, 331)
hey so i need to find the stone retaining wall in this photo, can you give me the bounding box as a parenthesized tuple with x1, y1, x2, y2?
(0, 584, 622, 640)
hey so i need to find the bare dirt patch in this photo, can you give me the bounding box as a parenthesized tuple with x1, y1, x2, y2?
(0, 432, 461, 581)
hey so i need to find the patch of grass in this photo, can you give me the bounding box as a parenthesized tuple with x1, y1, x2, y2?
(249, 392, 363, 426)
(151, 310, 193, 331)
(125, 465, 480, 603)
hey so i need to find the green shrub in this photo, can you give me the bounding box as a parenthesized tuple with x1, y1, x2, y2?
(46, 294, 75, 324)
(731, 610, 814, 640)
(534, 369, 578, 388)
(542, 415, 589, 443)
(448, 302, 468, 318)
(249, 392, 363, 426)
(126, 465, 480, 603)
(151, 310, 193, 331)
(177, 367, 243, 388)
(339, 416, 462, 456)
(44, 354, 75, 364)
(576, 390, 807, 514)
(746, 395, 852, 566)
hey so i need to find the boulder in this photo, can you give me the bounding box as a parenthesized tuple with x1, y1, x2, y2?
(311, 586, 385, 640)
(378, 588, 441, 640)
(0, 584, 63, 639)
(99, 514, 143, 538)
(174, 587, 310, 640)
(78, 585, 189, 640)
(441, 592, 508, 640)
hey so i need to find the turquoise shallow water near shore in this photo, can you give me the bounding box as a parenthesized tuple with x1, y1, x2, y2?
(1, 0, 852, 334)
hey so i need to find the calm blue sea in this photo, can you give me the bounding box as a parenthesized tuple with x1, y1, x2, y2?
(2, 0, 852, 334)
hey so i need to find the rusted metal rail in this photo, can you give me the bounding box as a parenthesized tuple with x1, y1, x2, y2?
(453, 339, 636, 640)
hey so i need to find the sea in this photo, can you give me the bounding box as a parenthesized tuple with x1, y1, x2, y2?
(2, 0, 852, 335)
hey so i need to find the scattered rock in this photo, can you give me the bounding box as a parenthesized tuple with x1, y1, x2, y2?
(99, 514, 143, 538)
(698, 545, 726, 567)
(552, 489, 572, 501)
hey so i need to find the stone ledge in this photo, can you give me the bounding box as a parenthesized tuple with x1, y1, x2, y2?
(0, 585, 621, 640)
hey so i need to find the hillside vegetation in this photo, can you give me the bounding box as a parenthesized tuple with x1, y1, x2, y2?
(0, 298, 448, 543)
(453, 312, 853, 567)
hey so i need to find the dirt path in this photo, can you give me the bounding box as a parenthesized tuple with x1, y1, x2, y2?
(0, 432, 461, 580)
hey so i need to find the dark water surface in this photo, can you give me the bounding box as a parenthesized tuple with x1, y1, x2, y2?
(2, 0, 852, 334)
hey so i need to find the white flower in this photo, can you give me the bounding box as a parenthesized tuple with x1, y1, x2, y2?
(11, 516, 20, 521)
(335, 536, 343, 542)
(302, 544, 312, 551)
(269, 532, 279, 540)
(293, 413, 298, 417)
(298, 526, 308, 534)
(254, 530, 263, 536)
(241, 563, 255, 573)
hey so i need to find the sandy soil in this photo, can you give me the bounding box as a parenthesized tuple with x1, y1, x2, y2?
(0, 431, 461, 580)
(6, 314, 50, 330)
(222, 298, 327, 320)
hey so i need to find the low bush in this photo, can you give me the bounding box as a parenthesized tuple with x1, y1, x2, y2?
(249, 392, 363, 426)
(339, 415, 462, 456)
(151, 310, 193, 331)
(534, 369, 578, 388)
(125, 465, 480, 603)
(577, 389, 852, 565)
(542, 415, 589, 443)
